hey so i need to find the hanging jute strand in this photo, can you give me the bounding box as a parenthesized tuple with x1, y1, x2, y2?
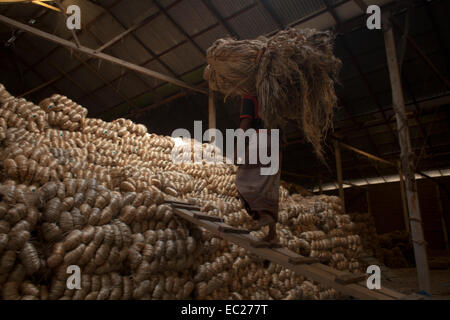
(204, 28, 342, 160)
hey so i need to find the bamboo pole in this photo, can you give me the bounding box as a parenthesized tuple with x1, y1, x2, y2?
(335, 139, 396, 167)
(208, 89, 216, 142)
(334, 140, 345, 211)
(384, 16, 431, 293)
(398, 161, 411, 233)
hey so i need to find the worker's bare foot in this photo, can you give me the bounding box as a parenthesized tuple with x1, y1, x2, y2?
(261, 234, 279, 247)
(250, 214, 275, 231)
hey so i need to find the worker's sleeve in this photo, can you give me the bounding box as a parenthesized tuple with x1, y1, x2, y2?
(240, 97, 255, 120)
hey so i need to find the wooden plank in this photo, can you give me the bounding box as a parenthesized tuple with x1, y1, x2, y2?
(172, 207, 399, 300)
(288, 256, 320, 265)
(170, 203, 201, 211)
(217, 225, 250, 234)
(335, 273, 367, 285)
(193, 212, 224, 223)
(250, 240, 282, 248)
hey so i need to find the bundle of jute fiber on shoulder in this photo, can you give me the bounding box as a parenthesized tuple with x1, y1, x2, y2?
(204, 28, 341, 159)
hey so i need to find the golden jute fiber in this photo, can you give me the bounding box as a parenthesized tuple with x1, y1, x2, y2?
(204, 28, 342, 160)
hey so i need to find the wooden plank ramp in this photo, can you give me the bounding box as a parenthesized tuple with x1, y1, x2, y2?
(167, 201, 408, 300)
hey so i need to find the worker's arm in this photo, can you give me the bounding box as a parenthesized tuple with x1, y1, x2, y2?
(239, 117, 252, 131)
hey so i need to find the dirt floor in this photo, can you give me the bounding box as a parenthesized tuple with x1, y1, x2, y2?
(382, 267, 450, 299)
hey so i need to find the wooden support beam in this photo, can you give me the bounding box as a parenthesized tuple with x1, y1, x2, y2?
(0, 14, 208, 95)
(384, 16, 431, 294)
(335, 140, 396, 167)
(208, 89, 216, 141)
(398, 161, 411, 233)
(94, 10, 161, 53)
(334, 140, 345, 211)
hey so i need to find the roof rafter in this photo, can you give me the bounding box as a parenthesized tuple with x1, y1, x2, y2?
(0, 14, 208, 93)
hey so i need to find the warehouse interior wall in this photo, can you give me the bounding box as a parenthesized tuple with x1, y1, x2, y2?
(324, 176, 450, 251)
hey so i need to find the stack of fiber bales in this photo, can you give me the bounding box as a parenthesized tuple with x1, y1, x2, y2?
(0, 83, 363, 300)
(377, 231, 412, 268)
(347, 211, 413, 268)
(348, 212, 379, 257)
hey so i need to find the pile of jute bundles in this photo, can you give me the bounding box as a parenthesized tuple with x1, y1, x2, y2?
(348, 212, 379, 257)
(0, 84, 197, 300)
(0, 83, 362, 300)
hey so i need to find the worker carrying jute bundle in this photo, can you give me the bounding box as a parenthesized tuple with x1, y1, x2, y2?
(204, 28, 341, 244)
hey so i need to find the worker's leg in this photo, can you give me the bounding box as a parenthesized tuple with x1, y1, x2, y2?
(257, 210, 278, 243)
(263, 222, 277, 243)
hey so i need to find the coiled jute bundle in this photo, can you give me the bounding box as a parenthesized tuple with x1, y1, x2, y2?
(0, 84, 365, 300)
(204, 28, 341, 159)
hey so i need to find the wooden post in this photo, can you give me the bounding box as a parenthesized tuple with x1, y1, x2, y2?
(208, 89, 216, 142)
(436, 185, 449, 250)
(398, 161, 411, 233)
(384, 16, 431, 293)
(334, 140, 345, 212)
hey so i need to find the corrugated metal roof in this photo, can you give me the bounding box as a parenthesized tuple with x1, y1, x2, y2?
(134, 15, 185, 55)
(86, 59, 123, 83)
(159, 41, 204, 75)
(12, 34, 52, 66)
(110, 0, 158, 28)
(54, 77, 86, 100)
(0, 3, 37, 18)
(168, 0, 217, 36)
(90, 13, 124, 44)
(34, 61, 60, 80)
(267, 0, 325, 26)
(77, 32, 103, 49)
(90, 85, 124, 109)
(228, 5, 278, 39)
(68, 66, 104, 92)
(194, 24, 228, 51)
(112, 72, 150, 99)
(141, 60, 172, 88)
(37, 10, 71, 39)
(108, 34, 152, 65)
(211, 0, 254, 18)
(47, 47, 81, 72)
